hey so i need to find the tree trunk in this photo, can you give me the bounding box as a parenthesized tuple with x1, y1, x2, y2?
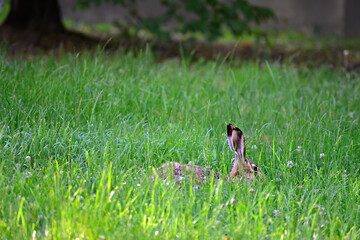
(4, 0, 64, 33)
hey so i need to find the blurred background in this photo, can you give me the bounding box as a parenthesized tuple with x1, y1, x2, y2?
(60, 0, 360, 37)
(0, 0, 359, 68)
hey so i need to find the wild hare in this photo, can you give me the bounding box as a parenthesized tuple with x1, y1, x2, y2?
(152, 123, 264, 185)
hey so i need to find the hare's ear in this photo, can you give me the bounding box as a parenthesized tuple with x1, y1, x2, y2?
(227, 123, 235, 152)
(233, 127, 246, 159)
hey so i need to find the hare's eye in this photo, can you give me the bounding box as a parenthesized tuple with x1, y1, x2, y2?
(253, 166, 258, 172)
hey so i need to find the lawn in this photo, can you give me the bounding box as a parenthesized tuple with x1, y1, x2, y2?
(0, 51, 359, 239)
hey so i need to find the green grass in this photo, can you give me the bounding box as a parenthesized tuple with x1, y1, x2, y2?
(222, 29, 360, 50)
(0, 50, 359, 239)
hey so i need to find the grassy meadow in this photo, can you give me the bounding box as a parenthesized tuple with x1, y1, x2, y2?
(0, 51, 359, 239)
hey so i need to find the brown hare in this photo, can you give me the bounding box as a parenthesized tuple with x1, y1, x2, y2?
(152, 123, 264, 185)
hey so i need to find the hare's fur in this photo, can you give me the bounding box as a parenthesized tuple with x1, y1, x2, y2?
(152, 123, 264, 185)
(153, 162, 221, 185)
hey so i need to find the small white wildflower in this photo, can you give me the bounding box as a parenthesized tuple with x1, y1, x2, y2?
(99, 235, 105, 239)
(321, 224, 325, 228)
(109, 191, 115, 201)
(343, 49, 349, 56)
(251, 145, 257, 150)
(122, 182, 126, 185)
(137, 183, 141, 187)
(32, 230, 36, 239)
(45, 229, 48, 236)
(15, 163, 21, 168)
(81, 234, 85, 238)
(296, 146, 302, 153)
(77, 176, 80, 179)
(60, 171, 64, 175)
(75, 238, 80, 240)
(155, 231, 159, 236)
(286, 161, 294, 168)
(230, 197, 236, 205)
(320, 153, 325, 159)
(25, 171, 32, 178)
(273, 210, 281, 217)
(313, 233, 317, 240)
(26, 156, 31, 161)
(215, 220, 221, 226)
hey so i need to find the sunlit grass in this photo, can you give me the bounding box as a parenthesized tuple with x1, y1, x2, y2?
(0, 51, 359, 239)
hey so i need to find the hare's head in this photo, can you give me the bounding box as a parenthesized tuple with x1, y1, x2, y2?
(250, 162, 264, 182)
(227, 123, 264, 182)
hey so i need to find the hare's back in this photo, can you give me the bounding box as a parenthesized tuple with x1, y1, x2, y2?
(155, 162, 183, 179)
(154, 162, 221, 184)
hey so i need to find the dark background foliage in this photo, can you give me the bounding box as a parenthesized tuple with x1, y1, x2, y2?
(3, 0, 274, 40)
